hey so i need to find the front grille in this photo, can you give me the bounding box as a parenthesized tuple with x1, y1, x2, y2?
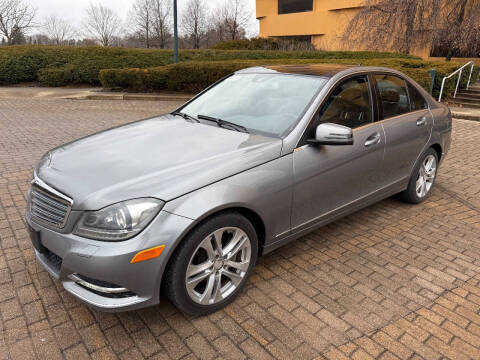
(29, 183, 72, 228)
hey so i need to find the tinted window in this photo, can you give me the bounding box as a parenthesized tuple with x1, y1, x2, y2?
(316, 76, 372, 129)
(408, 84, 428, 111)
(181, 74, 326, 136)
(375, 75, 410, 119)
(278, 0, 313, 14)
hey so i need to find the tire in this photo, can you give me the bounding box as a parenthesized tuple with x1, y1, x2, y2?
(163, 212, 258, 316)
(399, 148, 439, 204)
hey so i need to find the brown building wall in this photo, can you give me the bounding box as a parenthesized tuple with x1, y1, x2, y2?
(257, 0, 431, 57)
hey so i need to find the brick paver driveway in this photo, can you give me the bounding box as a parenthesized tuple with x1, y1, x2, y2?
(1, 98, 480, 360)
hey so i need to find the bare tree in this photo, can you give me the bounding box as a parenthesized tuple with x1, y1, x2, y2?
(435, 0, 480, 59)
(181, 0, 208, 49)
(216, 0, 251, 41)
(82, 3, 120, 46)
(151, 0, 171, 48)
(130, 0, 153, 48)
(43, 16, 76, 45)
(343, 0, 442, 54)
(344, 0, 480, 57)
(0, 0, 36, 44)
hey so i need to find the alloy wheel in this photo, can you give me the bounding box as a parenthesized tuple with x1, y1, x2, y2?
(416, 154, 437, 198)
(185, 227, 251, 305)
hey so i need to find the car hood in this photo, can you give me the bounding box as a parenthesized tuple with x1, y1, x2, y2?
(36, 115, 283, 210)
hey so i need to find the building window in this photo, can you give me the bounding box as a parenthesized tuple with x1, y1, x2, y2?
(277, 35, 312, 42)
(278, 0, 313, 14)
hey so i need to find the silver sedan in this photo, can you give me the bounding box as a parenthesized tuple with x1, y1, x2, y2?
(26, 64, 451, 315)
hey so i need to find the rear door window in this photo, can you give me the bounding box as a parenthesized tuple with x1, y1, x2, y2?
(408, 84, 428, 111)
(375, 75, 410, 119)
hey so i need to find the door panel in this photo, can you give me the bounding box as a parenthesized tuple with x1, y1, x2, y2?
(381, 110, 432, 183)
(375, 75, 433, 184)
(292, 124, 385, 229)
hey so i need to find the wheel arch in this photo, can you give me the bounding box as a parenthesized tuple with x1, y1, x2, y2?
(159, 205, 267, 292)
(430, 143, 443, 162)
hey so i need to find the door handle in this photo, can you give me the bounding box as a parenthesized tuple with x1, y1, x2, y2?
(417, 116, 427, 126)
(364, 132, 381, 147)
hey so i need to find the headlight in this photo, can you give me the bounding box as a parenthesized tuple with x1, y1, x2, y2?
(74, 199, 164, 241)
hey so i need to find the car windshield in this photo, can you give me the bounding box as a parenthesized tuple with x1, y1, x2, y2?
(180, 73, 327, 136)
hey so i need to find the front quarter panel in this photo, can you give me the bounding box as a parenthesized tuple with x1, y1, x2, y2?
(163, 154, 294, 250)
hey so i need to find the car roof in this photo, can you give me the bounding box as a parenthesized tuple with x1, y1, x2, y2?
(235, 63, 360, 78)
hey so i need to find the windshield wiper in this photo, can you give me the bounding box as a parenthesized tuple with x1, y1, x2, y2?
(172, 111, 200, 123)
(197, 114, 249, 133)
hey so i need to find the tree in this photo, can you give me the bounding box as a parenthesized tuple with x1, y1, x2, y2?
(435, 0, 480, 59)
(10, 24, 25, 44)
(151, 0, 171, 48)
(181, 0, 208, 49)
(344, 0, 480, 57)
(0, 0, 36, 45)
(130, 0, 153, 48)
(82, 3, 121, 46)
(43, 16, 76, 45)
(343, 0, 442, 54)
(216, 0, 251, 41)
(28, 33, 49, 45)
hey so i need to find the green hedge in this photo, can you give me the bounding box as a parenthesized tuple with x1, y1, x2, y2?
(99, 58, 479, 99)
(0, 45, 419, 86)
(213, 38, 280, 50)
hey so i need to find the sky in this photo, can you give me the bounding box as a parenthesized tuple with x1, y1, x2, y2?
(28, 0, 259, 37)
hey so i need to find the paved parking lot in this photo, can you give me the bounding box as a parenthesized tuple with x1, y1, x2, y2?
(1, 97, 480, 360)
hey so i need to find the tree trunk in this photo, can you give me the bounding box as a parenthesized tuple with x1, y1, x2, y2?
(404, 2, 418, 54)
(445, 0, 468, 60)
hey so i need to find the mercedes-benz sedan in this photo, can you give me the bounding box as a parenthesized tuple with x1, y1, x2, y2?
(26, 64, 451, 315)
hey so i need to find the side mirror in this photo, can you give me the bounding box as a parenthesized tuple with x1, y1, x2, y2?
(308, 123, 354, 146)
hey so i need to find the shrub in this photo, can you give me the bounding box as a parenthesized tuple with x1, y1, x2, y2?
(213, 38, 280, 50)
(100, 67, 169, 91)
(0, 45, 418, 86)
(99, 58, 479, 100)
(37, 65, 79, 87)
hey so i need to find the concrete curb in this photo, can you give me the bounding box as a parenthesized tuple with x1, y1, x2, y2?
(85, 93, 193, 102)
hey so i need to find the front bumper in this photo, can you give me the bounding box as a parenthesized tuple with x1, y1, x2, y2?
(27, 210, 194, 312)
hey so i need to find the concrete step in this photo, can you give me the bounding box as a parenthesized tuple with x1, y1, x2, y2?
(450, 106, 480, 121)
(448, 101, 480, 108)
(454, 93, 480, 100)
(459, 86, 480, 92)
(457, 89, 480, 96)
(450, 96, 480, 104)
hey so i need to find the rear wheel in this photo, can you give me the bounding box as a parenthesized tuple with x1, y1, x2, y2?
(399, 148, 438, 204)
(163, 212, 258, 316)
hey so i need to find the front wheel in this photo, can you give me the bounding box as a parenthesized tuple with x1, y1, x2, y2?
(399, 148, 438, 204)
(163, 212, 258, 316)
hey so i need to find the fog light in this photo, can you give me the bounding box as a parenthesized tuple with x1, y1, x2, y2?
(131, 245, 165, 264)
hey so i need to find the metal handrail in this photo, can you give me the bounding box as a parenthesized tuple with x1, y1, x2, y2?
(438, 61, 475, 102)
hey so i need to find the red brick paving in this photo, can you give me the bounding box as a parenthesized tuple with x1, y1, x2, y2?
(1, 98, 480, 359)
